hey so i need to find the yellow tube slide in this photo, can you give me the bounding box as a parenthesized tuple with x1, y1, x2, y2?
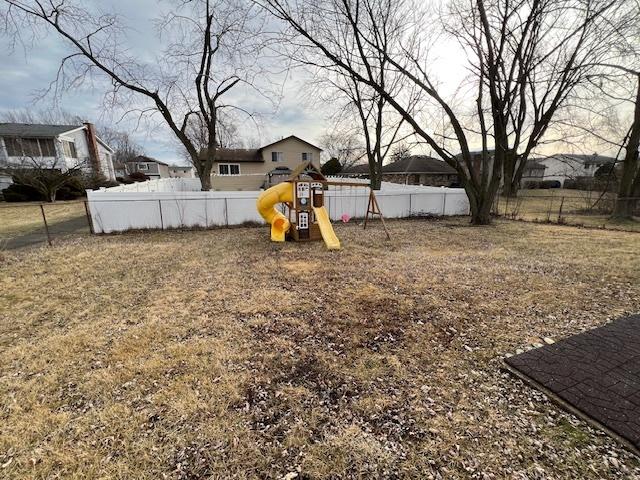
(256, 182, 293, 242)
(312, 206, 341, 250)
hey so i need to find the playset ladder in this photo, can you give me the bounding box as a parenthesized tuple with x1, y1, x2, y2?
(364, 190, 391, 240)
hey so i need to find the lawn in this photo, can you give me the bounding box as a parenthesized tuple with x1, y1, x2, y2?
(1, 219, 639, 478)
(0, 201, 88, 240)
(495, 189, 640, 232)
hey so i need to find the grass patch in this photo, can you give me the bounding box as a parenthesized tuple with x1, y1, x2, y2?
(0, 201, 88, 237)
(496, 189, 640, 232)
(1, 219, 639, 478)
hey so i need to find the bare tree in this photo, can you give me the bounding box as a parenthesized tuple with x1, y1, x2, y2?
(445, 0, 636, 197)
(389, 142, 411, 163)
(0, 108, 83, 125)
(319, 129, 364, 169)
(283, 0, 417, 189)
(99, 128, 143, 175)
(1, 0, 277, 190)
(258, 0, 634, 223)
(617, 74, 640, 218)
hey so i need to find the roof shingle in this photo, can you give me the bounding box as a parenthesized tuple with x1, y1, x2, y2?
(0, 123, 82, 138)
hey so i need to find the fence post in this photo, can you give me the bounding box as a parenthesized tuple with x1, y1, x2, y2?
(40, 204, 52, 246)
(409, 193, 413, 217)
(83, 200, 95, 234)
(224, 198, 229, 227)
(442, 189, 447, 216)
(557, 196, 565, 224)
(158, 199, 164, 230)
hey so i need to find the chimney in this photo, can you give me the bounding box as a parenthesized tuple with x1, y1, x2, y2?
(83, 122, 101, 175)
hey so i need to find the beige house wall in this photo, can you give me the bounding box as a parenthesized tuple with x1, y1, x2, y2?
(211, 137, 321, 191)
(259, 137, 321, 170)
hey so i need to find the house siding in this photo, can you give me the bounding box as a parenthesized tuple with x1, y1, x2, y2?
(0, 127, 115, 180)
(211, 137, 321, 191)
(382, 172, 459, 187)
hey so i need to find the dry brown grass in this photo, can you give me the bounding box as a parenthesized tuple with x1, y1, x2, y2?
(1, 219, 639, 478)
(0, 201, 87, 237)
(496, 189, 640, 232)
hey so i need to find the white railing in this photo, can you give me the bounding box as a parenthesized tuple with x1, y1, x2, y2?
(100, 177, 202, 193)
(86, 181, 469, 234)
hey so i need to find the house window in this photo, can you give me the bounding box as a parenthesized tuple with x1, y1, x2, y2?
(271, 152, 284, 162)
(138, 163, 149, 170)
(219, 163, 240, 175)
(302, 152, 313, 162)
(4, 138, 22, 156)
(4, 137, 56, 157)
(22, 138, 41, 157)
(62, 140, 77, 158)
(40, 139, 55, 156)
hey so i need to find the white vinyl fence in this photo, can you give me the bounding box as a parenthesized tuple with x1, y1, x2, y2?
(87, 178, 470, 234)
(102, 178, 202, 192)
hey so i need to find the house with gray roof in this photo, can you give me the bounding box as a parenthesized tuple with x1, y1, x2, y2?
(124, 155, 171, 179)
(0, 122, 115, 190)
(205, 135, 322, 190)
(342, 155, 459, 187)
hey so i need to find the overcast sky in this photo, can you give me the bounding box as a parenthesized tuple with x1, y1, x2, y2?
(0, 0, 335, 165)
(0, 0, 619, 164)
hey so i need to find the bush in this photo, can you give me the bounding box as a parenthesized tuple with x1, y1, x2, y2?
(539, 180, 561, 189)
(83, 173, 119, 190)
(564, 176, 617, 192)
(56, 178, 86, 200)
(128, 171, 150, 182)
(321, 157, 343, 176)
(2, 183, 44, 202)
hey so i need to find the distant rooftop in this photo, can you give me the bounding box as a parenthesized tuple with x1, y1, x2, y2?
(130, 155, 169, 166)
(383, 156, 457, 174)
(533, 153, 616, 166)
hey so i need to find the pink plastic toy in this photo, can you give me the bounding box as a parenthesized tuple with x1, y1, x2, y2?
(341, 213, 351, 223)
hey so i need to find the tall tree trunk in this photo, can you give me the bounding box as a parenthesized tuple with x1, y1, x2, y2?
(368, 154, 382, 190)
(502, 157, 517, 197)
(464, 179, 499, 225)
(195, 153, 213, 191)
(612, 77, 640, 219)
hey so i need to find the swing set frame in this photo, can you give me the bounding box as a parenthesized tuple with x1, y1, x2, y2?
(322, 181, 391, 240)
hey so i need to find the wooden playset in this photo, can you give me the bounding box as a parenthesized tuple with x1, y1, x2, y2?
(256, 161, 389, 250)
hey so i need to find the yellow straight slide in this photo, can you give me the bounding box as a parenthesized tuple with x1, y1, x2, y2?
(312, 206, 341, 250)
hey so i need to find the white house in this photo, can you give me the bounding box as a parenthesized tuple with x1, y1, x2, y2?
(168, 165, 196, 178)
(0, 122, 115, 189)
(536, 153, 615, 186)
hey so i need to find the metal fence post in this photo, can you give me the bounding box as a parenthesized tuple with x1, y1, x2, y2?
(84, 200, 95, 234)
(442, 189, 447, 216)
(557, 196, 565, 223)
(40, 204, 52, 246)
(158, 199, 164, 230)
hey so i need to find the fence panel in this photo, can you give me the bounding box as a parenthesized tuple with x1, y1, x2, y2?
(87, 182, 471, 234)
